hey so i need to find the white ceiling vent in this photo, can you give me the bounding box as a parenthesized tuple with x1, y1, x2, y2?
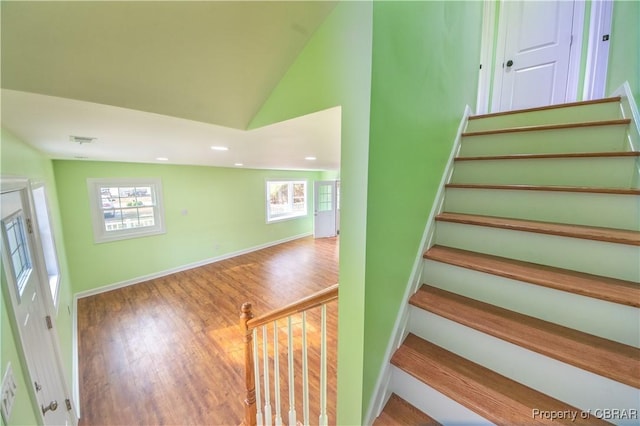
(69, 135, 96, 144)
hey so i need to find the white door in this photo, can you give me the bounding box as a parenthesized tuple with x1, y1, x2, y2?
(494, 0, 576, 111)
(314, 181, 337, 239)
(1, 186, 76, 426)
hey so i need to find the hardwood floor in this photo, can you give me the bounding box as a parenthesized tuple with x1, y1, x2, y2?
(78, 236, 339, 425)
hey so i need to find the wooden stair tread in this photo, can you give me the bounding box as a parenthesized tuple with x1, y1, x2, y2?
(410, 286, 640, 388)
(445, 183, 640, 195)
(462, 118, 630, 137)
(392, 334, 611, 425)
(373, 393, 440, 426)
(424, 245, 640, 307)
(455, 151, 640, 162)
(469, 97, 622, 120)
(436, 212, 640, 246)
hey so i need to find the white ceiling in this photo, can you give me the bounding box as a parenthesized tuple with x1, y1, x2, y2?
(1, 89, 341, 171)
(0, 1, 341, 171)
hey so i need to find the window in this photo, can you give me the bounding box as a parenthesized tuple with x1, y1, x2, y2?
(32, 185, 61, 308)
(266, 180, 307, 222)
(2, 213, 32, 300)
(87, 178, 165, 243)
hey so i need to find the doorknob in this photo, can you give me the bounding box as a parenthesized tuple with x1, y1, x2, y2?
(506, 60, 514, 67)
(41, 400, 58, 415)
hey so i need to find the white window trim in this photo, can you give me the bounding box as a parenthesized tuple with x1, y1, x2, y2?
(87, 177, 166, 243)
(31, 182, 61, 311)
(265, 179, 308, 223)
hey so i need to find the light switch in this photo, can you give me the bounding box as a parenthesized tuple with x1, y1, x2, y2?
(1, 363, 17, 422)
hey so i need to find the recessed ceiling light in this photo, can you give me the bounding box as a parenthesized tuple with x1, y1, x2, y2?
(234, 163, 244, 167)
(156, 157, 169, 161)
(305, 156, 317, 161)
(211, 146, 229, 151)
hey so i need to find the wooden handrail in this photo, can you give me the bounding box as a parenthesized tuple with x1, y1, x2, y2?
(246, 283, 339, 330)
(240, 284, 338, 426)
(240, 303, 257, 426)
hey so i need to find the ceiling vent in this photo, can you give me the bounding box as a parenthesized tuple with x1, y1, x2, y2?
(70, 135, 96, 145)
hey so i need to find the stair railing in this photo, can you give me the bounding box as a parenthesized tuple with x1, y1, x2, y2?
(240, 284, 338, 426)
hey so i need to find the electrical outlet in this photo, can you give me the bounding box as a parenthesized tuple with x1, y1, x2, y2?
(1, 363, 17, 423)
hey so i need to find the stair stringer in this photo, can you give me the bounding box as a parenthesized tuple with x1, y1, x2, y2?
(612, 81, 640, 187)
(613, 81, 640, 152)
(363, 105, 472, 425)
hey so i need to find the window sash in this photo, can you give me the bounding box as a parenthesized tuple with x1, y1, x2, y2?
(88, 178, 165, 243)
(266, 180, 307, 222)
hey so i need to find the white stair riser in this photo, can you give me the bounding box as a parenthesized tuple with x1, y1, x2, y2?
(389, 366, 493, 425)
(408, 308, 640, 417)
(459, 124, 629, 157)
(422, 259, 640, 347)
(434, 221, 640, 282)
(444, 188, 640, 231)
(450, 157, 639, 188)
(466, 103, 623, 132)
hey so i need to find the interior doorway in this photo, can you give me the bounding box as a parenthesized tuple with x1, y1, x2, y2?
(476, 0, 612, 114)
(313, 180, 340, 239)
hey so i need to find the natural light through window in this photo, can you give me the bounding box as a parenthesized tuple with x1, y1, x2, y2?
(32, 184, 61, 308)
(87, 178, 165, 243)
(266, 180, 307, 223)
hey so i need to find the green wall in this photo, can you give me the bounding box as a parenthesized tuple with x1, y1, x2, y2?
(252, 1, 483, 421)
(53, 160, 322, 294)
(364, 1, 482, 415)
(0, 128, 73, 425)
(250, 2, 372, 424)
(607, 0, 639, 99)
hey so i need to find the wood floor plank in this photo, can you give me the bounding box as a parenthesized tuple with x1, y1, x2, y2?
(445, 183, 640, 195)
(391, 334, 611, 425)
(424, 245, 640, 307)
(436, 212, 640, 246)
(410, 285, 640, 388)
(462, 119, 631, 137)
(78, 236, 339, 426)
(454, 151, 640, 162)
(468, 97, 622, 121)
(373, 393, 440, 425)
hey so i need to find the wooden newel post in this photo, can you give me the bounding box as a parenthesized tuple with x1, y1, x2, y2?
(240, 303, 257, 426)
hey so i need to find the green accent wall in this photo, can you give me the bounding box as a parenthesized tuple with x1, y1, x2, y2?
(250, 3, 372, 424)
(1, 128, 73, 425)
(364, 1, 482, 416)
(607, 0, 639, 99)
(53, 160, 322, 294)
(252, 1, 483, 421)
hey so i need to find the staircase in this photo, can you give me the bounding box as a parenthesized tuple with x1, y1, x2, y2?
(374, 96, 640, 425)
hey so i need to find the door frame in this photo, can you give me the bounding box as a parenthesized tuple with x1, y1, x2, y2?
(477, 0, 612, 114)
(313, 180, 338, 239)
(0, 177, 77, 425)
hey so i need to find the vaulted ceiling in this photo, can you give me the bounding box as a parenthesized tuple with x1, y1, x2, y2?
(1, 1, 341, 170)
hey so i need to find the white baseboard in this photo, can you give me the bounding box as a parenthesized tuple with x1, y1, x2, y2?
(74, 232, 312, 299)
(71, 231, 312, 416)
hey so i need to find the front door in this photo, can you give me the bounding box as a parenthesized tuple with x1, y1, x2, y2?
(493, 0, 576, 111)
(1, 185, 76, 425)
(313, 181, 337, 239)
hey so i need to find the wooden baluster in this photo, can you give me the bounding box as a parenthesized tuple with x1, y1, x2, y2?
(318, 304, 328, 426)
(262, 326, 272, 426)
(273, 321, 283, 426)
(302, 311, 309, 425)
(287, 316, 297, 426)
(240, 303, 257, 426)
(253, 328, 264, 426)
